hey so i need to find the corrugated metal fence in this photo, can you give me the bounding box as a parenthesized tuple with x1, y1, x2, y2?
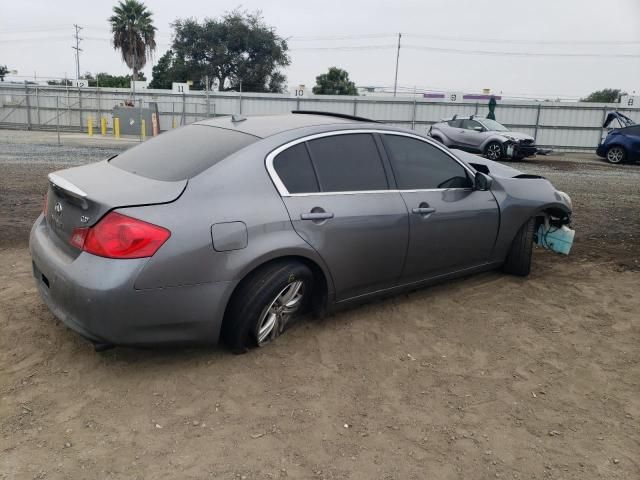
(2, 84, 638, 151)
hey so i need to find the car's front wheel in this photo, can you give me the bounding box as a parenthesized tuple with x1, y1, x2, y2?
(503, 218, 535, 276)
(485, 141, 503, 161)
(224, 260, 313, 353)
(606, 146, 626, 164)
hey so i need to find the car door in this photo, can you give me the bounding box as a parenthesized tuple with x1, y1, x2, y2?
(270, 132, 409, 301)
(380, 133, 500, 283)
(623, 125, 640, 156)
(444, 119, 465, 146)
(458, 119, 486, 150)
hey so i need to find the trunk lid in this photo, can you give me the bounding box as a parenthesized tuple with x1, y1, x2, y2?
(45, 160, 186, 251)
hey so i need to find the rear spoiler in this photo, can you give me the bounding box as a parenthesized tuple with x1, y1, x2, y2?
(48, 173, 88, 199)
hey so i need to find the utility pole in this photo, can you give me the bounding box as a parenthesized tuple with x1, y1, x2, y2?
(72, 24, 83, 80)
(393, 33, 401, 97)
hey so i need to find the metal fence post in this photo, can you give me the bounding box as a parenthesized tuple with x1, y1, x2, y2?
(35, 87, 41, 127)
(474, 102, 479, 116)
(56, 96, 61, 146)
(411, 98, 417, 130)
(181, 93, 186, 126)
(353, 97, 357, 116)
(239, 93, 243, 115)
(206, 88, 210, 118)
(97, 88, 102, 128)
(533, 103, 542, 141)
(139, 101, 143, 142)
(24, 84, 32, 131)
(600, 106, 608, 145)
(78, 88, 83, 133)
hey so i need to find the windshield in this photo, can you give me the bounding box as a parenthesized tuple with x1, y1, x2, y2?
(479, 118, 510, 132)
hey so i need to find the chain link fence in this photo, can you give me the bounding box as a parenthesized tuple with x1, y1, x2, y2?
(2, 84, 639, 151)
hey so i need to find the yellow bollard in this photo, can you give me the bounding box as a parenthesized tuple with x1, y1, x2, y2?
(141, 119, 146, 140)
(87, 117, 93, 137)
(101, 117, 107, 136)
(114, 117, 120, 138)
(172, 117, 177, 129)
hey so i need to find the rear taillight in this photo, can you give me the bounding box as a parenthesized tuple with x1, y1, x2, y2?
(70, 212, 170, 259)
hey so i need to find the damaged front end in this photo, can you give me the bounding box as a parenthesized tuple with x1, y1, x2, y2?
(535, 214, 575, 255)
(456, 149, 576, 256)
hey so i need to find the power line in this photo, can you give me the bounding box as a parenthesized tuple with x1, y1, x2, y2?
(402, 44, 640, 58)
(72, 24, 83, 80)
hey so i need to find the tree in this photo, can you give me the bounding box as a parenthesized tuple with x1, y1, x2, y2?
(91, 72, 146, 87)
(109, 0, 156, 81)
(148, 50, 188, 89)
(47, 78, 73, 86)
(581, 88, 625, 103)
(157, 10, 289, 92)
(0, 65, 8, 81)
(312, 67, 358, 95)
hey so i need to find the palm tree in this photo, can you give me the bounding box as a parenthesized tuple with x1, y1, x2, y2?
(108, 0, 156, 81)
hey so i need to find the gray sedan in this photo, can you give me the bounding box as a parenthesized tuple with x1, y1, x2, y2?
(30, 112, 572, 352)
(429, 116, 537, 160)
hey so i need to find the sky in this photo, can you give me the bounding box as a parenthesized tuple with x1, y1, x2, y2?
(1, 0, 640, 100)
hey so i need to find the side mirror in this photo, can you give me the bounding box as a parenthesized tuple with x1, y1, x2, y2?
(473, 126, 484, 132)
(474, 171, 493, 191)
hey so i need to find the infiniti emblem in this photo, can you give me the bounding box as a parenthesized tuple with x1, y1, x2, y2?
(54, 202, 63, 214)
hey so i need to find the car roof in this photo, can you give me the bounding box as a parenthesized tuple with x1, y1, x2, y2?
(194, 113, 361, 139)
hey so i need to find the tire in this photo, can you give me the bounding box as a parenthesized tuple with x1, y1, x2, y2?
(606, 145, 626, 164)
(503, 218, 535, 276)
(432, 136, 443, 144)
(485, 141, 503, 161)
(223, 260, 313, 353)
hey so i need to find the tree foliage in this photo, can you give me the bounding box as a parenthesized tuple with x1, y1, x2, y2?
(312, 67, 358, 95)
(109, 0, 156, 80)
(46, 72, 146, 87)
(581, 88, 625, 103)
(47, 78, 73, 86)
(0, 65, 8, 82)
(150, 10, 289, 92)
(148, 50, 188, 89)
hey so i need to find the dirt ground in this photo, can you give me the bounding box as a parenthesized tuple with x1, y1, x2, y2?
(1, 130, 639, 479)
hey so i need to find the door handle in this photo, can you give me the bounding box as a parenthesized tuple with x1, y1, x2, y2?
(301, 212, 334, 221)
(412, 207, 436, 215)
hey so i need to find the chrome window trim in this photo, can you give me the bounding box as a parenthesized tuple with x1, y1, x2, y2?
(265, 129, 476, 197)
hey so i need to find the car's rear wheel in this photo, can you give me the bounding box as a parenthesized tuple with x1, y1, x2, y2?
(606, 146, 626, 164)
(485, 141, 503, 161)
(503, 218, 535, 276)
(223, 260, 313, 353)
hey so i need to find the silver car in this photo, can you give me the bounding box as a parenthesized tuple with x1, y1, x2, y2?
(30, 112, 572, 352)
(429, 116, 537, 161)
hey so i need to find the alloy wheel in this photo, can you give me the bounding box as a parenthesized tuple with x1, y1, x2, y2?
(486, 143, 502, 160)
(255, 280, 305, 346)
(607, 147, 624, 164)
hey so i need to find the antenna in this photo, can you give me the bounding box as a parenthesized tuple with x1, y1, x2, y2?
(72, 24, 83, 81)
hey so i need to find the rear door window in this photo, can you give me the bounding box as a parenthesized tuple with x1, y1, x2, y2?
(447, 119, 462, 128)
(462, 120, 483, 131)
(110, 125, 259, 181)
(382, 134, 472, 189)
(273, 143, 319, 193)
(306, 134, 388, 192)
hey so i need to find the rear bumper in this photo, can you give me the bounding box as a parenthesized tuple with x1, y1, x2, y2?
(29, 215, 232, 347)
